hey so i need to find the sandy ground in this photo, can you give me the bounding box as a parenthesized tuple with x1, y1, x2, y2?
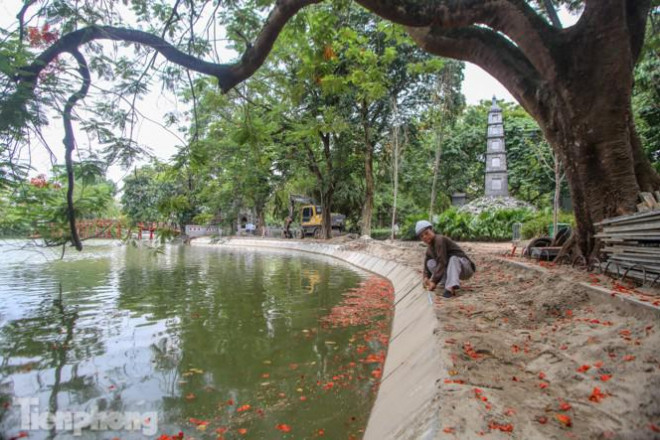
(328, 237, 660, 439)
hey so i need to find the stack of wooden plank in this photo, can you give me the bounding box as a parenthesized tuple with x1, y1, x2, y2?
(595, 192, 660, 284)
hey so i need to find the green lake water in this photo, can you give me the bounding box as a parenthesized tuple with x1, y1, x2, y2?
(0, 241, 392, 439)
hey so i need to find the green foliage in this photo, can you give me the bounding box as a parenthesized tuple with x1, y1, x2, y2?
(520, 209, 575, 239)
(0, 165, 116, 241)
(433, 208, 535, 242)
(632, 17, 660, 172)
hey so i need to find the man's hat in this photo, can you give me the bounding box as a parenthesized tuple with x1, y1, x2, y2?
(415, 220, 433, 237)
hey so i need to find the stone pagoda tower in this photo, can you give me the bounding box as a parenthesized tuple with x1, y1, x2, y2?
(484, 97, 509, 197)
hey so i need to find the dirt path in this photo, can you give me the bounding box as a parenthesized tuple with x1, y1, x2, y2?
(332, 238, 660, 439)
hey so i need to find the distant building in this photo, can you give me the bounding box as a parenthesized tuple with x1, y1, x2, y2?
(485, 97, 509, 197)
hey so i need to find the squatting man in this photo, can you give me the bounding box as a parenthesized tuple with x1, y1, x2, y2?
(416, 220, 476, 298)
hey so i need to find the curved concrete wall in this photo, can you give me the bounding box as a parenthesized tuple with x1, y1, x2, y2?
(193, 238, 443, 439)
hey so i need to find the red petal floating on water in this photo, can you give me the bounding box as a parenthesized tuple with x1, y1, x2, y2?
(275, 424, 292, 433)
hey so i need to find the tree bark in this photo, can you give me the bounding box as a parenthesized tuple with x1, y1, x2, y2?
(361, 101, 375, 237)
(429, 130, 442, 219)
(391, 115, 400, 240)
(401, 0, 660, 257)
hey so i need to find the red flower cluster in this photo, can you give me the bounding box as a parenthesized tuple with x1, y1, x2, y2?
(27, 24, 59, 47)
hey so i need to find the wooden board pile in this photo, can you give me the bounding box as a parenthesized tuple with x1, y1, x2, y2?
(595, 192, 660, 284)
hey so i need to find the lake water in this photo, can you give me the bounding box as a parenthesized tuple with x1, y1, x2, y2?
(0, 240, 393, 439)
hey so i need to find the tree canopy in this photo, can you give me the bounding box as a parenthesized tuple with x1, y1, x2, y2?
(1, 0, 658, 256)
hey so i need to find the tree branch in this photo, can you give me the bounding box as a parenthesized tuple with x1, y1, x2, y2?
(4, 0, 320, 129)
(406, 25, 548, 121)
(355, 0, 558, 75)
(62, 49, 91, 252)
(16, 0, 38, 43)
(541, 0, 562, 28)
(625, 0, 652, 64)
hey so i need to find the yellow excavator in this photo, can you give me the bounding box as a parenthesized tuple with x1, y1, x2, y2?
(289, 195, 345, 238)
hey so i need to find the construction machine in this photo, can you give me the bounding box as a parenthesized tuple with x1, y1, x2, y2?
(288, 195, 345, 238)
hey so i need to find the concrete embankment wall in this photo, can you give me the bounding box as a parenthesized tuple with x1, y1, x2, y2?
(193, 238, 443, 439)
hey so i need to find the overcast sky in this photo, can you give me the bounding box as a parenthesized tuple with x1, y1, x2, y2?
(1, 1, 578, 184)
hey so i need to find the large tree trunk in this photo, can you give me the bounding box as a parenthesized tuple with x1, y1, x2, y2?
(403, 0, 660, 257)
(320, 189, 333, 239)
(544, 97, 660, 256)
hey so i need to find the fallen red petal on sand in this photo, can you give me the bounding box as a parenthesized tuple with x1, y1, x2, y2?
(504, 408, 516, 416)
(649, 424, 660, 433)
(559, 400, 572, 411)
(443, 427, 456, 434)
(488, 421, 514, 433)
(539, 382, 549, 389)
(275, 424, 292, 433)
(623, 355, 636, 361)
(512, 376, 519, 382)
(600, 374, 613, 382)
(538, 372, 546, 380)
(577, 365, 591, 373)
(594, 361, 604, 368)
(536, 416, 548, 424)
(555, 414, 572, 427)
(589, 387, 607, 403)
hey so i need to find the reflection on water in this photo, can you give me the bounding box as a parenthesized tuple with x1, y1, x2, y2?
(0, 241, 391, 439)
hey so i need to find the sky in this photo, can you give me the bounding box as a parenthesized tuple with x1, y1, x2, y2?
(1, 1, 579, 185)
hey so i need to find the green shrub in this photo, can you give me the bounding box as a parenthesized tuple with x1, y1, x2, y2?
(433, 207, 535, 241)
(400, 216, 428, 241)
(371, 228, 394, 240)
(521, 209, 575, 239)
